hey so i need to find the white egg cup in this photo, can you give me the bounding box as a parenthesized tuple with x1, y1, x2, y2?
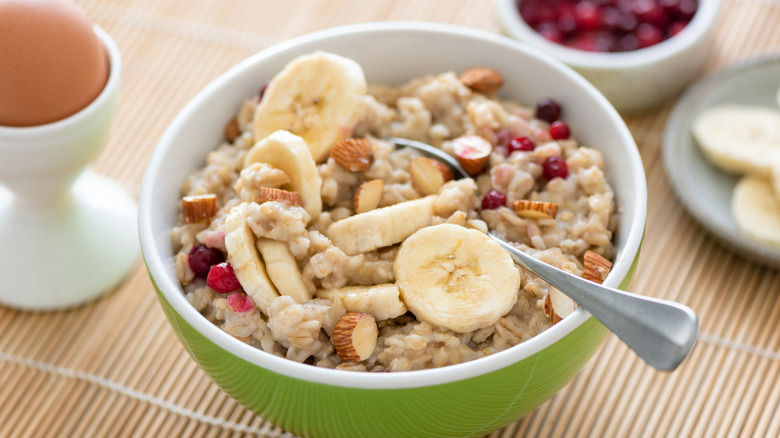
(0, 26, 138, 310)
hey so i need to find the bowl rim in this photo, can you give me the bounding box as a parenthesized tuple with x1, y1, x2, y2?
(493, 0, 722, 69)
(139, 21, 647, 390)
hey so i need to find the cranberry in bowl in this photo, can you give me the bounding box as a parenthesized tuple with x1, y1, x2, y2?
(494, 0, 721, 113)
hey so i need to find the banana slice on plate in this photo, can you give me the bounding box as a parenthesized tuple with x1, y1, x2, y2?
(692, 105, 780, 176)
(732, 175, 780, 246)
(253, 51, 367, 163)
(244, 130, 322, 218)
(224, 203, 280, 314)
(394, 223, 521, 333)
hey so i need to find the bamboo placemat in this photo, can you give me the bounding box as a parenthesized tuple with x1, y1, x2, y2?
(1, 0, 779, 436)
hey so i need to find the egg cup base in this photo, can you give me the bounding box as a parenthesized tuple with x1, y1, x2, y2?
(0, 170, 139, 310)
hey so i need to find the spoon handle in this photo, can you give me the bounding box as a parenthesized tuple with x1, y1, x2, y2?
(489, 235, 699, 371)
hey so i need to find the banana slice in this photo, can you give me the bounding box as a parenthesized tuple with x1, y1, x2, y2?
(326, 195, 437, 256)
(244, 130, 322, 218)
(252, 51, 367, 163)
(731, 175, 780, 246)
(394, 223, 521, 333)
(692, 105, 780, 176)
(224, 203, 280, 314)
(316, 283, 407, 321)
(256, 238, 312, 304)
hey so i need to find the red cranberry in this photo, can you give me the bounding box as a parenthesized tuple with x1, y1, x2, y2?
(601, 7, 622, 31)
(481, 190, 508, 210)
(543, 156, 569, 180)
(616, 33, 640, 52)
(188, 245, 225, 278)
(663, 0, 696, 20)
(207, 262, 241, 294)
(557, 12, 580, 37)
(616, 11, 638, 33)
(536, 22, 566, 44)
(536, 98, 562, 123)
(228, 293, 255, 313)
(636, 23, 664, 48)
(519, 0, 557, 26)
(508, 136, 535, 154)
(634, 0, 669, 27)
(667, 20, 687, 37)
(575, 1, 602, 31)
(549, 121, 571, 140)
(257, 82, 269, 102)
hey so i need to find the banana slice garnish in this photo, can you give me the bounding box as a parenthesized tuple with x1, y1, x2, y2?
(244, 130, 322, 218)
(252, 51, 367, 163)
(394, 223, 521, 333)
(224, 203, 280, 314)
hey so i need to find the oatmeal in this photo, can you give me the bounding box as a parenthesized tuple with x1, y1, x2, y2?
(172, 51, 617, 372)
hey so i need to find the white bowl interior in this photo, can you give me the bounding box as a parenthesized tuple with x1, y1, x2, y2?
(139, 22, 646, 389)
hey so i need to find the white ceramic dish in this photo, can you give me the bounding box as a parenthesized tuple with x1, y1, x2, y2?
(663, 53, 780, 268)
(493, 0, 722, 113)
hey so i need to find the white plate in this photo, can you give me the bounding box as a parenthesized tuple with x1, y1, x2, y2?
(663, 53, 780, 268)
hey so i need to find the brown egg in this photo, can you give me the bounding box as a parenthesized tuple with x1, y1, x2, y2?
(0, 0, 109, 127)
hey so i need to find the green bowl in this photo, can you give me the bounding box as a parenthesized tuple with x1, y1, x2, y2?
(139, 22, 646, 438)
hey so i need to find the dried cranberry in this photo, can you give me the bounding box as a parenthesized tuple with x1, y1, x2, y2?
(634, 0, 669, 27)
(508, 136, 535, 154)
(543, 156, 569, 180)
(536, 98, 562, 123)
(667, 20, 687, 37)
(257, 82, 269, 102)
(207, 262, 241, 294)
(536, 22, 566, 44)
(188, 245, 225, 278)
(228, 293, 255, 313)
(575, 1, 602, 31)
(481, 190, 508, 210)
(636, 23, 664, 48)
(549, 121, 571, 140)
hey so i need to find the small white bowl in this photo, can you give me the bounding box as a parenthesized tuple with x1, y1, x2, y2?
(494, 0, 722, 113)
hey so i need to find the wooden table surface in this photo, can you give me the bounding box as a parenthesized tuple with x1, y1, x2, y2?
(1, 0, 779, 436)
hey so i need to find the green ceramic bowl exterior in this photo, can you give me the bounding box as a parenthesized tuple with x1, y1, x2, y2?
(139, 22, 648, 438)
(148, 251, 637, 438)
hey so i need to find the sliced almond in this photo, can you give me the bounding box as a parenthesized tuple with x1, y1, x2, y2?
(332, 312, 378, 362)
(224, 117, 240, 142)
(513, 200, 558, 219)
(182, 194, 219, 224)
(459, 67, 504, 93)
(544, 288, 577, 325)
(330, 138, 374, 172)
(452, 135, 492, 175)
(409, 156, 453, 196)
(353, 179, 384, 214)
(256, 187, 303, 207)
(582, 250, 612, 284)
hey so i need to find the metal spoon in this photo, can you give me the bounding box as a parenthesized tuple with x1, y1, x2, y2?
(384, 137, 699, 371)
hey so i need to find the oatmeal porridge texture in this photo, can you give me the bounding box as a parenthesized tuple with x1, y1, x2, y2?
(171, 51, 617, 372)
